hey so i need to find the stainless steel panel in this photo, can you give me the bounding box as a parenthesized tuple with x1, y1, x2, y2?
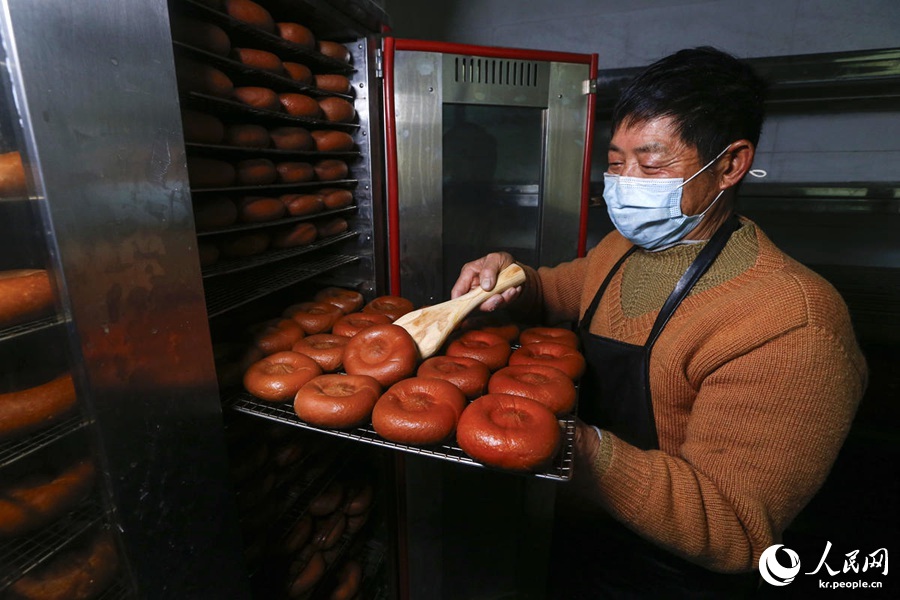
(0, 0, 249, 596)
(442, 54, 550, 107)
(393, 50, 444, 306)
(540, 61, 591, 267)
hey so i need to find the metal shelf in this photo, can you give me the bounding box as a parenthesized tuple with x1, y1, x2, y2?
(176, 0, 357, 75)
(185, 92, 358, 131)
(0, 315, 63, 344)
(0, 415, 89, 469)
(201, 230, 359, 278)
(196, 206, 357, 238)
(185, 142, 359, 161)
(596, 47, 900, 116)
(205, 253, 360, 318)
(230, 392, 576, 482)
(189, 175, 358, 195)
(0, 500, 106, 591)
(173, 41, 354, 101)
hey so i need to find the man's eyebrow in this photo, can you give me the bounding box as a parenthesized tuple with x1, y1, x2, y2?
(607, 142, 668, 154)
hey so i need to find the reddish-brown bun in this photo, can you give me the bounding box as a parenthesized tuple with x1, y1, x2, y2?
(270, 126, 314, 151)
(313, 159, 349, 181)
(238, 195, 284, 222)
(0, 269, 54, 330)
(193, 196, 238, 230)
(277, 22, 315, 50)
(446, 330, 511, 372)
(457, 394, 561, 471)
(232, 86, 282, 111)
(224, 123, 270, 148)
(519, 326, 579, 349)
(198, 242, 220, 266)
(479, 323, 520, 345)
(284, 301, 343, 334)
(0, 151, 27, 196)
(308, 481, 344, 517)
(343, 483, 373, 516)
(294, 374, 380, 429)
(330, 560, 362, 600)
(175, 58, 233, 97)
(249, 318, 305, 355)
(0, 374, 77, 440)
(315, 217, 348, 238)
(187, 156, 236, 188)
(181, 110, 225, 144)
(317, 40, 351, 63)
(282, 515, 312, 554)
(362, 296, 414, 322)
(317, 97, 355, 123)
(0, 459, 95, 536)
(291, 334, 348, 372)
(276, 161, 315, 183)
(311, 130, 355, 152)
(272, 222, 317, 248)
(345, 509, 369, 534)
(314, 287, 364, 314)
(281, 193, 324, 217)
(314, 74, 352, 94)
(218, 232, 270, 258)
(288, 551, 325, 597)
(489, 365, 576, 415)
(509, 342, 585, 380)
(331, 312, 391, 338)
(7, 529, 119, 600)
(343, 324, 418, 387)
(232, 48, 283, 73)
(417, 355, 490, 400)
(270, 440, 305, 469)
(310, 512, 347, 550)
(372, 377, 466, 445)
(236, 158, 277, 185)
(283, 62, 313, 84)
(171, 16, 231, 56)
(279, 93, 322, 118)
(224, 0, 275, 33)
(243, 351, 322, 402)
(320, 188, 353, 210)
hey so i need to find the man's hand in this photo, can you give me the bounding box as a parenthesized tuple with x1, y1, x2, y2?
(450, 252, 522, 312)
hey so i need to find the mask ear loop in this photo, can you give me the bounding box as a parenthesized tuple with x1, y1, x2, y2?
(678, 145, 731, 189)
(749, 169, 767, 178)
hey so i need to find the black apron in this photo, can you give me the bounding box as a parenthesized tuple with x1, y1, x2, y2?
(550, 216, 759, 599)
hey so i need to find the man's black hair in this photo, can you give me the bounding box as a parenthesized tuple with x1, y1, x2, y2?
(611, 47, 768, 164)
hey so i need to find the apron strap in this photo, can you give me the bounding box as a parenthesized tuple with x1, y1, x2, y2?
(578, 245, 639, 332)
(645, 215, 742, 349)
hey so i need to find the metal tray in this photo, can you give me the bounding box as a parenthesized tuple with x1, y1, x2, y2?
(230, 391, 576, 482)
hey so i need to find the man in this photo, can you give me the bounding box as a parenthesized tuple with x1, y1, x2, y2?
(451, 47, 866, 597)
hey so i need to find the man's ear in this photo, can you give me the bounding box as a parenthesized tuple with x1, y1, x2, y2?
(720, 139, 756, 188)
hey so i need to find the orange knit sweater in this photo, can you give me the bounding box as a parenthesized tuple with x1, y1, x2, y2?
(515, 219, 867, 573)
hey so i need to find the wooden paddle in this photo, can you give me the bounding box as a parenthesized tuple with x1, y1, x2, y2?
(393, 264, 526, 359)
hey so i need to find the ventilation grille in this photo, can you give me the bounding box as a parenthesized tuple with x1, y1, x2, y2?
(453, 57, 540, 87)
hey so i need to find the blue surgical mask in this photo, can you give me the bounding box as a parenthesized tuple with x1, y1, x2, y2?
(603, 146, 730, 251)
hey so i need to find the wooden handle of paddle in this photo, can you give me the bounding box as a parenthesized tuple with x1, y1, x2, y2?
(456, 263, 526, 313)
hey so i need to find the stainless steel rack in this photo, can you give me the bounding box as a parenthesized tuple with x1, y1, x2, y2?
(196, 206, 357, 238)
(189, 177, 358, 195)
(0, 415, 88, 469)
(0, 315, 63, 344)
(204, 253, 360, 318)
(201, 230, 360, 278)
(185, 92, 359, 130)
(185, 142, 360, 161)
(176, 0, 357, 75)
(230, 392, 576, 482)
(0, 500, 106, 591)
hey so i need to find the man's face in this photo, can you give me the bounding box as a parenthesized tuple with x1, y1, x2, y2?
(607, 116, 722, 217)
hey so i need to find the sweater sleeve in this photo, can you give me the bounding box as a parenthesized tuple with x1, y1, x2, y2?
(581, 323, 866, 573)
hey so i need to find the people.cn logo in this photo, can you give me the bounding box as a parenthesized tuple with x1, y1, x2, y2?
(759, 544, 802, 586)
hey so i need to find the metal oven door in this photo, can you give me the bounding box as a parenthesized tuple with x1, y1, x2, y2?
(384, 39, 597, 305)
